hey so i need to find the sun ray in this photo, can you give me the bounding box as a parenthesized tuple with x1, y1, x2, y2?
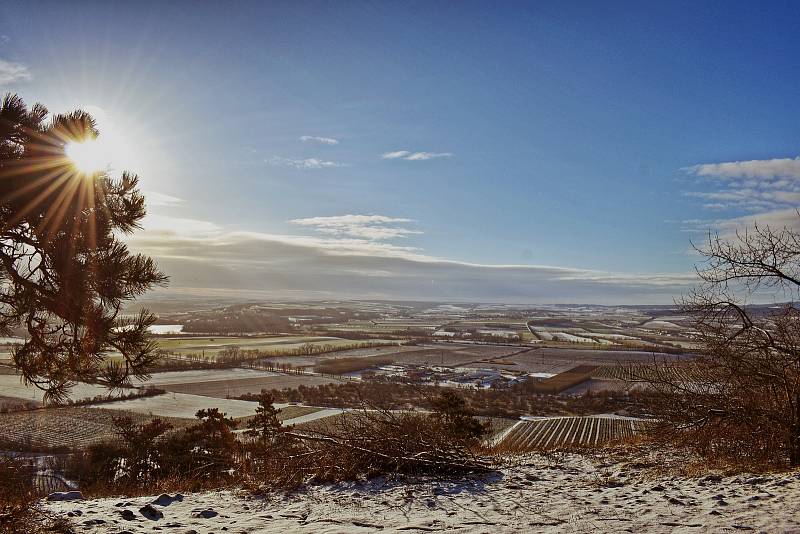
(65, 140, 109, 175)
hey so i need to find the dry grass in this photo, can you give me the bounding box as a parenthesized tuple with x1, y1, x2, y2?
(0, 458, 34, 531)
(0, 457, 74, 534)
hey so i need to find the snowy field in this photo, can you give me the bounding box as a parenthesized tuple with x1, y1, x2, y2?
(642, 320, 684, 331)
(583, 332, 638, 340)
(88, 392, 260, 419)
(134, 368, 278, 386)
(43, 452, 800, 533)
(148, 324, 184, 334)
(0, 374, 133, 403)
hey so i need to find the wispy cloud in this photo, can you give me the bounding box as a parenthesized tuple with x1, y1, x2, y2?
(686, 157, 800, 180)
(141, 214, 221, 236)
(381, 151, 411, 159)
(267, 156, 344, 169)
(684, 156, 800, 229)
(290, 214, 421, 241)
(0, 59, 31, 84)
(299, 135, 339, 145)
(381, 150, 452, 161)
(126, 214, 692, 303)
(144, 191, 185, 207)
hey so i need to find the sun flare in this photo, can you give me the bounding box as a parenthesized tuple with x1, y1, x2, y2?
(65, 140, 109, 174)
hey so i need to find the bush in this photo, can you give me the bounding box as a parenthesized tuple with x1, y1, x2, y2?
(0, 457, 36, 533)
(65, 409, 241, 494)
(246, 390, 492, 489)
(65, 391, 494, 495)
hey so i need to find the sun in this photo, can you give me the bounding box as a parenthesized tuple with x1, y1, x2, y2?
(65, 139, 110, 174)
(62, 107, 145, 177)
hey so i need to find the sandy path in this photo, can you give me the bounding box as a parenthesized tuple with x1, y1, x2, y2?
(43, 453, 800, 533)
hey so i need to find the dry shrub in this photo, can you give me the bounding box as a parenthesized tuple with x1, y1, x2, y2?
(642, 387, 792, 471)
(0, 457, 38, 534)
(244, 390, 493, 489)
(64, 408, 243, 496)
(63, 390, 495, 497)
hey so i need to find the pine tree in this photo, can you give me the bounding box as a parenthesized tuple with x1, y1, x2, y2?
(0, 94, 167, 403)
(246, 391, 284, 444)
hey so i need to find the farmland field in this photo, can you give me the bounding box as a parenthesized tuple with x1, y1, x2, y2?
(0, 374, 135, 403)
(0, 407, 193, 449)
(530, 365, 598, 394)
(89, 392, 260, 419)
(159, 374, 344, 398)
(136, 368, 279, 386)
(496, 415, 650, 451)
(314, 355, 394, 374)
(0, 405, 326, 450)
(384, 344, 527, 367)
(237, 407, 344, 431)
(236, 405, 326, 429)
(560, 378, 645, 395)
(156, 335, 402, 358)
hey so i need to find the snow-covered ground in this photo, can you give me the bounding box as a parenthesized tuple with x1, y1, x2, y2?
(0, 374, 134, 403)
(642, 320, 684, 331)
(88, 392, 260, 419)
(552, 332, 599, 344)
(43, 453, 800, 533)
(134, 368, 278, 386)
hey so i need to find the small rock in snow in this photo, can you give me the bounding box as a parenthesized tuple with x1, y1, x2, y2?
(195, 509, 219, 519)
(139, 503, 164, 520)
(153, 493, 184, 506)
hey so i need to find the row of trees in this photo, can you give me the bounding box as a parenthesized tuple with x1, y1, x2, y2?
(239, 381, 643, 418)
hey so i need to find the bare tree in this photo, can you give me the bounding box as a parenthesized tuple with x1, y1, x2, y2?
(643, 220, 800, 466)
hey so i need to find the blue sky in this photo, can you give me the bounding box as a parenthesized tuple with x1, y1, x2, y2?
(2, 1, 800, 302)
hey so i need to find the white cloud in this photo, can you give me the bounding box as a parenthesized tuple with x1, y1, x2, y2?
(267, 156, 343, 169)
(141, 214, 221, 237)
(299, 135, 339, 145)
(381, 150, 452, 161)
(291, 215, 413, 226)
(0, 59, 31, 84)
(143, 191, 185, 207)
(381, 151, 411, 159)
(120, 213, 693, 303)
(684, 157, 800, 210)
(686, 157, 800, 180)
(290, 214, 420, 241)
(404, 152, 453, 161)
(701, 208, 800, 235)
